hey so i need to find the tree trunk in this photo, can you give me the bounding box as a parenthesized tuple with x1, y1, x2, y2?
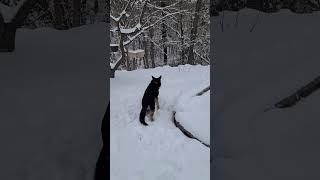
(126, 53, 130, 71)
(80, 0, 87, 24)
(110, 69, 116, 78)
(0, 22, 17, 52)
(187, 0, 202, 65)
(110, 21, 127, 78)
(134, 58, 138, 70)
(53, 0, 66, 29)
(161, 0, 168, 65)
(73, 0, 81, 27)
(149, 28, 155, 68)
(143, 32, 149, 69)
(179, 0, 185, 64)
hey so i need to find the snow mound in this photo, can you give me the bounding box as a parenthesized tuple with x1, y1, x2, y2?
(174, 87, 210, 145)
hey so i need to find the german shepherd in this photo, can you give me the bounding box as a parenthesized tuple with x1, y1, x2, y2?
(139, 76, 161, 126)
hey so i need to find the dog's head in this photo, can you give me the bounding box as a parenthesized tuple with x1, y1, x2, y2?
(151, 76, 161, 87)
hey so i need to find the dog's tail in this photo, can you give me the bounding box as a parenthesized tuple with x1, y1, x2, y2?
(139, 107, 148, 126)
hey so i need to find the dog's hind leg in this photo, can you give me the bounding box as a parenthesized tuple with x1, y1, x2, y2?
(149, 103, 155, 121)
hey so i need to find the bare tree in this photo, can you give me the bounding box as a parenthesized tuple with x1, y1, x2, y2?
(187, 0, 203, 65)
(149, 27, 156, 68)
(72, 0, 81, 27)
(53, 0, 64, 29)
(0, 0, 47, 52)
(110, 0, 186, 78)
(160, 0, 168, 65)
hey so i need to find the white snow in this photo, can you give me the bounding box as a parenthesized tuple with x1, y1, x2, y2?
(213, 9, 320, 179)
(120, 23, 142, 34)
(110, 43, 119, 47)
(0, 23, 107, 180)
(174, 83, 210, 145)
(128, 49, 144, 53)
(111, 65, 210, 180)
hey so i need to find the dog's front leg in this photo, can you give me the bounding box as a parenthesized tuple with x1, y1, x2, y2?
(155, 97, 160, 110)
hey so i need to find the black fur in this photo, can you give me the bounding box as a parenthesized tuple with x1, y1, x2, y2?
(139, 76, 161, 126)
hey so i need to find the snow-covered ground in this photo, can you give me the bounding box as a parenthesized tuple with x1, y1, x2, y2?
(110, 65, 210, 180)
(0, 23, 107, 180)
(174, 83, 210, 145)
(213, 9, 320, 179)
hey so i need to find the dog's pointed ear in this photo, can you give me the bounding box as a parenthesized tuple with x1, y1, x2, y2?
(159, 75, 162, 79)
(152, 76, 155, 79)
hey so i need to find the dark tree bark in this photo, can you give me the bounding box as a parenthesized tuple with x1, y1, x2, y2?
(179, 0, 185, 63)
(53, 0, 66, 29)
(187, 0, 202, 65)
(0, 21, 16, 52)
(80, 0, 87, 24)
(73, 0, 81, 27)
(106, 0, 110, 23)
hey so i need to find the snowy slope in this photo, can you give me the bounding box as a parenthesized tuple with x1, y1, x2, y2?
(0, 23, 107, 180)
(213, 9, 320, 180)
(110, 65, 210, 180)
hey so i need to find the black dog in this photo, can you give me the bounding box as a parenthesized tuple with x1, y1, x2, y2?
(139, 76, 161, 126)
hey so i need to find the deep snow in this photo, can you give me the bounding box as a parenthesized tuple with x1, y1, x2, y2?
(0, 23, 107, 180)
(110, 65, 210, 180)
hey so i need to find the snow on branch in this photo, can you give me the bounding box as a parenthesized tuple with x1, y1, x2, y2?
(110, 43, 119, 47)
(122, 10, 187, 46)
(110, 55, 122, 69)
(110, 0, 134, 22)
(111, 0, 188, 49)
(120, 23, 141, 34)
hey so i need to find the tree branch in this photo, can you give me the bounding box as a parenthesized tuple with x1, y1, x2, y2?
(275, 76, 320, 109)
(195, 86, 210, 96)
